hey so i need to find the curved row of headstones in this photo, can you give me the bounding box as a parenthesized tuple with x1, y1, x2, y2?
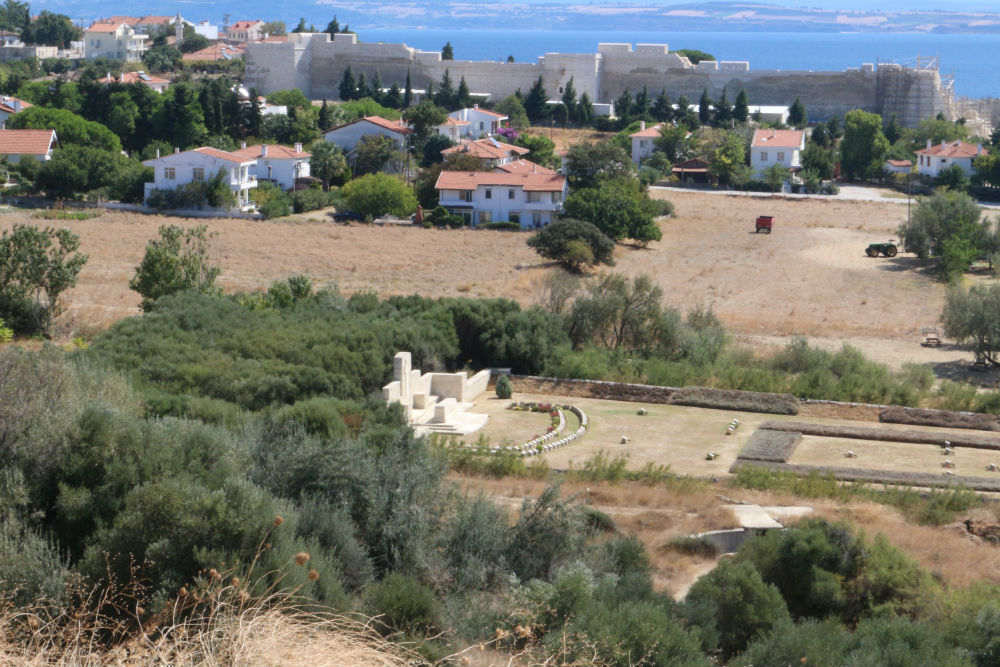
(514, 404, 589, 457)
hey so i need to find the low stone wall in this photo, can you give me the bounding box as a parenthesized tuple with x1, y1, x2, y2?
(512, 375, 677, 403)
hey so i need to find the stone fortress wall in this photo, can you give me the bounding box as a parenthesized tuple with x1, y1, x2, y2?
(245, 32, 954, 127)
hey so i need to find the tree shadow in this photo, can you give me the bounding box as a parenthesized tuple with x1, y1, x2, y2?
(929, 358, 999, 387)
(874, 255, 938, 277)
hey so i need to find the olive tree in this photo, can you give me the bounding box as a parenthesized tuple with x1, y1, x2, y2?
(942, 282, 1000, 365)
(898, 189, 987, 277)
(527, 218, 615, 271)
(129, 224, 221, 312)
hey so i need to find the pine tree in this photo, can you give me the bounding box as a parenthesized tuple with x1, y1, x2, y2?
(370, 71, 383, 103)
(435, 69, 455, 109)
(652, 89, 672, 122)
(384, 83, 402, 109)
(578, 92, 593, 127)
(788, 97, 807, 128)
(561, 76, 578, 124)
(441, 41, 454, 60)
(325, 16, 340, 36)
(457, 76, 471, 109)
(403, 69, 412, 107)
(734, 89, 749, 125)
(338, 65, 356, 101)
(318, 99, 333, 130)
(495, 374, 512, 399)
(715, 87, 732, 127)
(615, 88, 632, 124)
(698, 88, 712, 125)
(523, 76, 548, 122)
(635, 84, 650, 118)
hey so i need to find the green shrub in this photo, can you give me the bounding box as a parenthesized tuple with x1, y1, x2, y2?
(0, 318, 11, 343)
(364, 572, 440, 636)
(479, 221, 522, 231)
(494, 374, 512, 399)
(664, 535, 720, 559)
(291, 187, 332, 214)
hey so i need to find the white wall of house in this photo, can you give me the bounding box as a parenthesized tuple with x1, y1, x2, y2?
(438, 183, 566, 228)
(85, 25, 148, 61)
(143, 151, 256, 208)
(631, 136, 655, 164)
(750, 145, 802, 175)
(448, 107, 506, 137)
(915, 146, 984, 178)
(323, 122, 408, 154)
(255, 155, 310, 190)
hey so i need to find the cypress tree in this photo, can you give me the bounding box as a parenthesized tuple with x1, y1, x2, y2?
(652, 89, 672, 122)
(318, 99, 333, 130)
(457, 76, 471, 109)
(403, 69, 412, 107)
(788, 97, 807, 128)
(561, 76, 578, 123)
(734, 89, 749, 125)
(524, 76, 547, 122)
(698, 89, 712, 125)
(338, 65, 356, 101)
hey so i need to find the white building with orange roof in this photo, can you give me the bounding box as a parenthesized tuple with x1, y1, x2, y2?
(182, 42, 245, 62)
(227, 20, 266, 43)
(440, 137, 529, 169)
(323, 115, 413, 154)
(104, 71, 170, 93)
(494, 159, 556, 175)
(750, 128, 805, 176)
(629, 120, 664, 164)
(142, 147, 257, 209)
(435, 170, 567, 228)
(84, 20, 148, 61)
(0, 128, 56, 163)
(232, 142, 311, 190)
(448, 105, 507, 137)
(0, 95, 30, 127)
(914, 139, 988, 179)
(435, 116, 469, 142)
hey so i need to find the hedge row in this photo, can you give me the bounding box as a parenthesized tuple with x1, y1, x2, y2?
(879, 406, 1000, 432)
(669, 387, 799, 415)
(737, 429, 803, 463)
(730, 459, 1000, 493)
(760, 420, 1000, 451)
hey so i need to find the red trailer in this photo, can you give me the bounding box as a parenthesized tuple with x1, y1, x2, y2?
(755, 215, 773, 233)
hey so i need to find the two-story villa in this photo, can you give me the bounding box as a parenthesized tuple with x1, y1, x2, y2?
(232, 142, 311, 190)
(142, 147, 257, 210)
(750, 129, 805, 177)
(435, 170, 567, 228)
(440, 138, 529, 169)
(914, 139, 988, 179)
(629, 121, 664, 164)
(448, 105, 508, 138)
(84, 21, 148, 61)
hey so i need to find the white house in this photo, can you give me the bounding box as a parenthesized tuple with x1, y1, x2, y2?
(914, 140, 987, 179)
(883, 159, 913, 175)
(226, 20, 266, 43)
(748, 105, 790, 125)
(84, 21, 148, 61)
(750, 129, 805, 176)
(0, 95, 30, 126)
(142, 147, 257, 210)
(435, 170, 568, 228)
(233, 142, 310, 190)
(105, 71, 170, 93)
(440, 138, 529, 169)
(434, 116, 469, 142)
(0, 129, 57, 163)
(447, 105, 508, 137)
(323, 115, 413, 154)
(629, 121, 663, 164)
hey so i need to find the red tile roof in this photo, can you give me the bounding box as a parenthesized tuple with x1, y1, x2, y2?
(136, 15, 172, 25)
(751, 129, 805, 148)
(182, 43, 245, 61)
(230, 20, 263, 30)
(112, 71, 170, 85)
(86, 21, 127, 33)
(0, 129, 55, 155)
(495, 159, 555, 175)
(460, 106, 506, 118)
(0, 96, 30, 114)
(142, 146, 255, 165)
(325, 115, 412, 135)
(915, 140, 987, 159)
(441, 138, 529, 161)
(442, 117, 469, 126)
(232, 143, 310, 159)
(885, 159, 913, 167)
(435, 170, 566, 192)
(629, 123, 664, 139)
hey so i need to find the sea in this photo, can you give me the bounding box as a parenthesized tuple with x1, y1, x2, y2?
(355, 28, 1000, 99)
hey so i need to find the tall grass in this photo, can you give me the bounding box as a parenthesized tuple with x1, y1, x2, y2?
(729, 467, 981, 526)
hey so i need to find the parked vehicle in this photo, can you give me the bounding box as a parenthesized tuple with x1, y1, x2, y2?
(333, 210, 363, 222)
(866, 239, 898, 257)
(755, 215, 773, 233)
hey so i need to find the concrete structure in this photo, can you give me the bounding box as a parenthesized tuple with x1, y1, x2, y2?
(0, 95, 30, 126)
(435, 116, 469, 142)
(0, 129, 56, 163)
(232, 142, 310, 190)
(748, 105, 790, 125)
(84, 21, 148, 61)
(440, 137, 529, 169)
(436, 169, 567, 228)
(246, 34, 955, 128)
(448, 105, 508, 137)
(914, 139, 987, 178)
(629, 120, 663, 164)
(183, 43, 245, 62)
(697, 505, 814, 554)
(0, 44, 57, 62)
(142, 147, 257, 210)
(383, 351, 490, 436)
(750, 128, 805, 176)
(323, 115, 412, 153)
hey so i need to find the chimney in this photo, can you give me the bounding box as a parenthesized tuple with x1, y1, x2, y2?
(640, 120, 645, 131)
(941, 139, 947, 147)
(473, 103, 479, 109)
(261, 144, 267, 157)
(978, 143, 983, 155)
(294, 142, 302, 153)
(771, 129, 776, 138)
(926, 138, 932, 150)
(174, 146, 179, 153)
(241, 140, 247, 149)
(155, 148, 160, 158)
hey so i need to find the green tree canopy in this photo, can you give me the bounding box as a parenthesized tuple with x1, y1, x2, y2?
(564, 140, 632, 189)
(495, 95, 529, 130)
(527, 218, 615, 271)
(897, 189, 985, 276)
(840, 109, 889, 180)
(9, 106, 120, 152)
(129, 224, 221, 312)
(341, 173, 417, 219)
(21, 10, 79, 48)
(563, 177, 661, 242)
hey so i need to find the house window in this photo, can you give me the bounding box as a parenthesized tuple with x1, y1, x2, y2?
(485, 188, 492, 200)
(509, 212, 520, 224)
(479, 122, 484, 130)
(192, 167, 205, 180)
(532, 211, 544, 228)
(760, 152, 768, 162)
(777, 152, 785, 161)
(526, 192, 541, 203)
(463, 190, 472, 202)
(552, 191, 562, 203)
(640, 140, 647, 148)
(508, 189, 515, 199)
(164, 167, 175, 180)
(479, 210, 492, 224)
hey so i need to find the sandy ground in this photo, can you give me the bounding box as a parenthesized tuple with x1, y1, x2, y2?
(2, 188, 987, 373)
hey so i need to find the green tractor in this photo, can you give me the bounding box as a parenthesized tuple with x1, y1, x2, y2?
(866, 239, 898, 258)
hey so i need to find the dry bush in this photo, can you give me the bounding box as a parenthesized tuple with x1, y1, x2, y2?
(737, 429, 803, 462)
(731, 460, 1000, 493)
(760, 420, 1000, 451)
(669, 387, 799, 415)
(879, 406, 1000, 432)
